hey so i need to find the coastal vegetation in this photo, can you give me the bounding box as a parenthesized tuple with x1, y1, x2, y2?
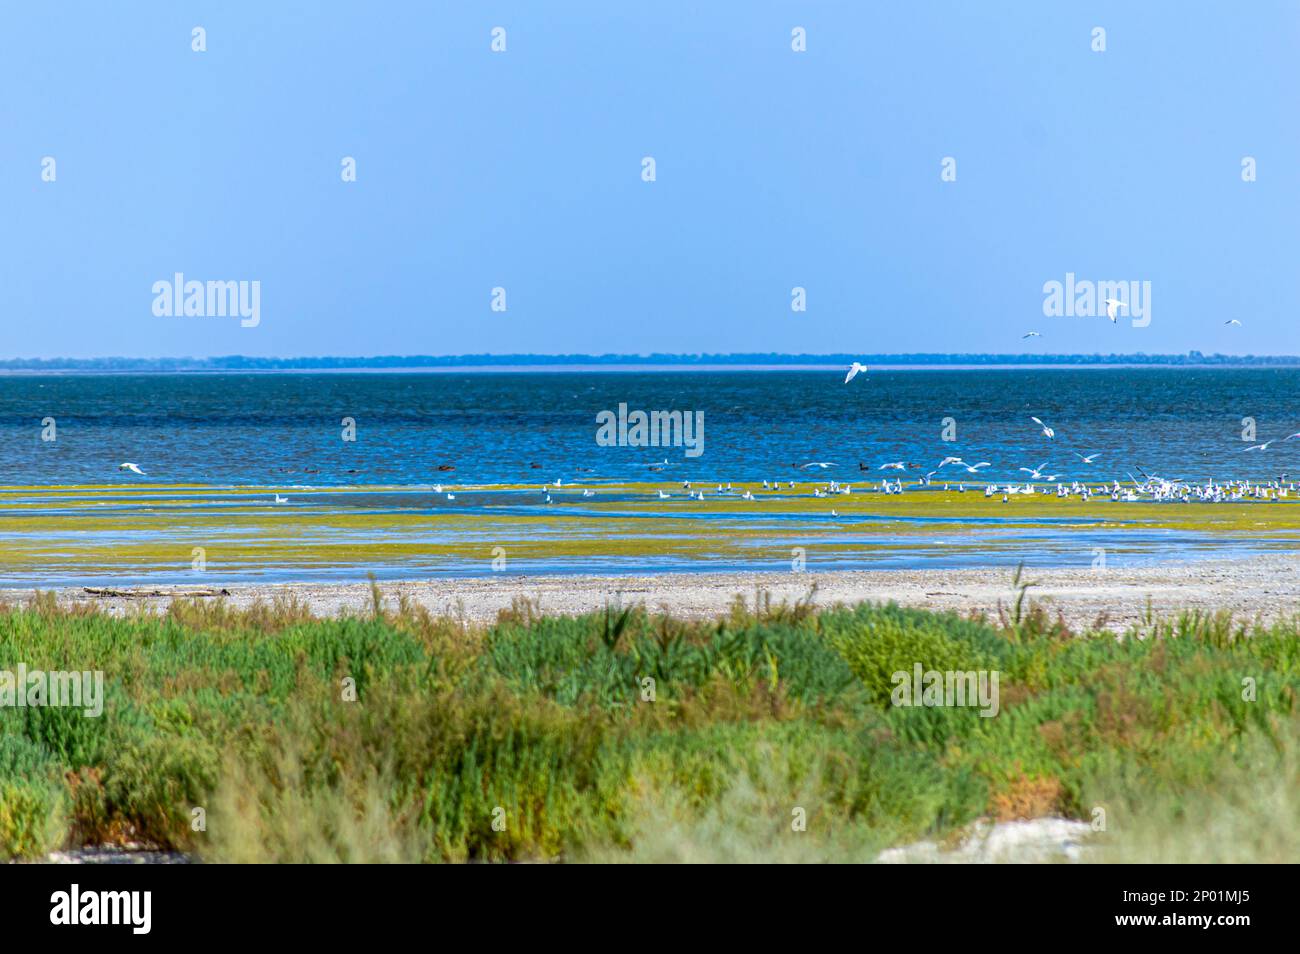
(1, 586, 1296, 862)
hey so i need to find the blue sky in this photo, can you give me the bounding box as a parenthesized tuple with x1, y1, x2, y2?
(2, 1, 1298, 358)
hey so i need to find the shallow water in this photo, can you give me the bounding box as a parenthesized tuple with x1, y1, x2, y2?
(0, 481, 1293, 586)
(4, 369, 1299, 583)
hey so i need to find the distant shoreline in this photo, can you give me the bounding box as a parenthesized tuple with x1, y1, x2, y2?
(5, 354, 1300, 374)
(5, 364, 1300, 376)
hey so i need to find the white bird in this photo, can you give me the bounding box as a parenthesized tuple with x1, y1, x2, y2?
(831, 509, 838, 517)
(657, 490, 669, 499)
(1031, 416, 1055, 439)
(1073, 452, 1100, 463)
(1018, 462, 1049, 480)
(801, 462, 836, 470)
(1225, 319, 1242, 326)
(1104, 298, 1126, 322)
(844, 362, 868, 384)
(582, 489, 595, 497)
(962, 462, 991, 474)
(1022, 331, 1041, 339)
(938, 456, 964, 468)
(273, 494, 288, 504)
(1244, 441, 1274, 452)
(446, 492, 456, 500)
(118, 462, 145, 475)
(879, 462, 906, 471)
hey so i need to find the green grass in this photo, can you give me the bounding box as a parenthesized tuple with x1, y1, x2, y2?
(0, 586, 1296, 862)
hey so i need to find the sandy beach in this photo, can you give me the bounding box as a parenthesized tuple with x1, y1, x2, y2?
(27, 552, 1300, 630)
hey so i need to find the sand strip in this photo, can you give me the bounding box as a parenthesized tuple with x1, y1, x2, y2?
(18, 553, 1300, 630)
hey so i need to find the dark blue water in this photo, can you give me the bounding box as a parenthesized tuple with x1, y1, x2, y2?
(1, 368, 1296, 486)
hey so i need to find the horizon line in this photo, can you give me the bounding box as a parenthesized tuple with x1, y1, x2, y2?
(1, 350, 1296, 368)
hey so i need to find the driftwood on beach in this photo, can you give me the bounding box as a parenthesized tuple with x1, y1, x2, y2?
(82, 587, 231, 598)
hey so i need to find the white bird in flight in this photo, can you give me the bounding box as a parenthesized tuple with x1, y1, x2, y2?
(1073, 452, 1100, 463)
(937, 456, 964, 468)
(118, 462, 145, 475)
(1022, 331, 1041, 339)
(844, 362, 868, 384)
(1225, 319, 1242, 326)
(1019, 462, 1049, 480)
(879, 462, 906, 471)
(1031, 416, 1055, 439)
(801, 461, 836, 470)
(1104, 298, 1126, 322)
(962, 462, 991, 473)
(1244, 441, 1274, 452)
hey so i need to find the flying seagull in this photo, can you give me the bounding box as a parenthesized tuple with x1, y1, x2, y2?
(800, 461, 837, 470)
(1104, 298, 1126, 322)
(844, 362, 869, 384)
(1022, 331, 1041, 339)
(1225, 319, 1242, 326)
(118, 462, 145, 475)
(1244, 441, 1274, 452)
(1031, 416, 1055, 439)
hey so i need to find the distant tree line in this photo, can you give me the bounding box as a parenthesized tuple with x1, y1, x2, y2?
(1, 351, 1298, 371)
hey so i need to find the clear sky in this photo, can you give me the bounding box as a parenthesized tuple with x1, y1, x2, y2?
(2, 1, 1298, 359)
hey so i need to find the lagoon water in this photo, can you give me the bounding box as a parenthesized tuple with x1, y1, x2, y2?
(1, 368, 1297, 585)
(2, 368, 1298, 486)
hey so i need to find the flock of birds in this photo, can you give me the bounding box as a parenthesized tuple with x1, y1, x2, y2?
(626, 401, 1300, 508)
(633, 366, 1300, 509)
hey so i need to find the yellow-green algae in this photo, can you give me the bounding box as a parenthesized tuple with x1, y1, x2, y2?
(1, 481, 1297, 580)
